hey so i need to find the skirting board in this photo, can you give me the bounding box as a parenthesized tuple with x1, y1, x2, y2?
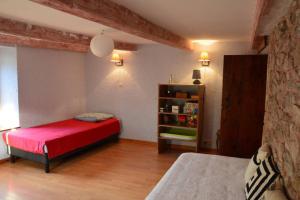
(0, 158, 9, 164)
(120, 138, 218, 154)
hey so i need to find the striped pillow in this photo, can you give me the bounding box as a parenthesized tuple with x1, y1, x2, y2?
(245, 144, 270, 183)
(245, 156, 279, 200)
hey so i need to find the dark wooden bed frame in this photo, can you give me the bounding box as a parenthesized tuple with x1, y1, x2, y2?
(8, 133, 119, 173)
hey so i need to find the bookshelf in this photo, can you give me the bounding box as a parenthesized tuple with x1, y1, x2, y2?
(158, 84, 205, 153)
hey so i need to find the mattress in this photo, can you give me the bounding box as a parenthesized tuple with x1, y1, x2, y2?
(2, 118, 120, 159)
(146, 153, 249, 200)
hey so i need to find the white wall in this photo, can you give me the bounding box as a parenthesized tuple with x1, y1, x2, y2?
(85, 42, 253, 148)
(0, 42, 253, 159)
(0, 46, 19, 159)
(17, 47, 87, 128)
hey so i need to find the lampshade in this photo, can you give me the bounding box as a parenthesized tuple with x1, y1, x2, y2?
(199, 51, 209, 61)
(192, 69, 201, 79)
(111, 53, 121, 62)
(90, 34, 114, 57)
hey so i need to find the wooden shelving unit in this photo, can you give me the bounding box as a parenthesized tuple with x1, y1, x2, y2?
(158, 84, 205, 153)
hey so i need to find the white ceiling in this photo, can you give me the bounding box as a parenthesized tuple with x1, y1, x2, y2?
(0, 0, 259, 44)
(111, 0, 258, 41)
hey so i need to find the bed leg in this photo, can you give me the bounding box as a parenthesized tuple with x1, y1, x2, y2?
(10, 155, 16, 163)
(44, 153, 50, 173)
(45, 163, 50, 173)
(113, 133, 120, 143)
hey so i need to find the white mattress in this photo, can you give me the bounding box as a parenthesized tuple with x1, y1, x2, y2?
(146, 153, 249, 200)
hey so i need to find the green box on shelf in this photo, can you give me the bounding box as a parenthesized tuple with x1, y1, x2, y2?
(160, 133, 196, 141)
(168, 128, 196, 136)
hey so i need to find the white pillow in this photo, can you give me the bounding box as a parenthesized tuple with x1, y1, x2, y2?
(263, 190, 287, 200)
(244, 144, 271, 183)
(75, 112, 114, 122)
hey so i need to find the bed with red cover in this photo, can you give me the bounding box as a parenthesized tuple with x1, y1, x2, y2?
(2, 118, 120, 173)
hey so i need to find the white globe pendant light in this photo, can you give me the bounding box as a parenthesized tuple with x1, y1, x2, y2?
(90, 34, 114, 57)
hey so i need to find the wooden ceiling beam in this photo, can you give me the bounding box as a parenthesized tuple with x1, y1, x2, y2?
(251, 0, 273, 51)
(0, 33, 88, 52)
(29, 0, 192, 50)
(0, 17, 137, 52)
(0, 16, 90, 45)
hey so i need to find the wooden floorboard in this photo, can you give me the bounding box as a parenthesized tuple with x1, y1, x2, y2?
(0, 139, 216, 200)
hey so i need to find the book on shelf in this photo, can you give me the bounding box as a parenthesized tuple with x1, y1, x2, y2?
(183, 102, 199, 114)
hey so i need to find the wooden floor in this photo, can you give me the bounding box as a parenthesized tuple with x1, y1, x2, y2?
(0, 139, 216, 200)
(0, 139, 182, 200)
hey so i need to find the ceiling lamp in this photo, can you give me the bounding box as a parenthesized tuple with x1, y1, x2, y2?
(90, 33, 114, 57)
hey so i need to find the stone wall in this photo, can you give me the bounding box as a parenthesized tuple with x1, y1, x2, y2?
(262, 0, 300, 199)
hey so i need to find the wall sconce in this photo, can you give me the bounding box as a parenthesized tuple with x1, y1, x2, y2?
(198, 51, 210, 66)
(111, 53, 123, 66)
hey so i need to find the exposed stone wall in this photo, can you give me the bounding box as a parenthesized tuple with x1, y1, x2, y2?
(262, 0, 300, 199)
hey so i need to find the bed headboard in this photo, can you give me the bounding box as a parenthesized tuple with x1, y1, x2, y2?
(262, 1, 300, 199)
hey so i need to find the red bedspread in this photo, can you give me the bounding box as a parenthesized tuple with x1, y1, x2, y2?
(2, 118, 120, 159)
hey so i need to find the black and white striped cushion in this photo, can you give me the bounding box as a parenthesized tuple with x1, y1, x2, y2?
(245, 156, 279, 200)
(252, 150, 262, 165)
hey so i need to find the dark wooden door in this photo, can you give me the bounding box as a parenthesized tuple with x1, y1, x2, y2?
(220, 55, 268, 158)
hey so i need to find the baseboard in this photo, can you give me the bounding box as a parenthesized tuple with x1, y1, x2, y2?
(120, 138, 218, 154)
(0, 158, 9, 164)
(120, 138, 156, 145)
